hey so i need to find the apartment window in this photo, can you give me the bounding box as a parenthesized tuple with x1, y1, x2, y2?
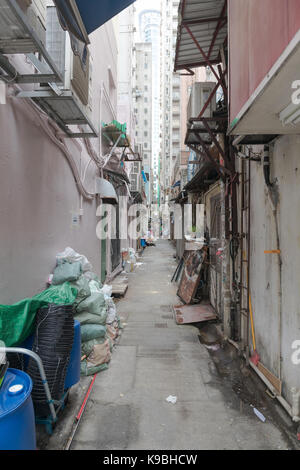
(144, 143, 148, 148)
(144, 131, 148, 137)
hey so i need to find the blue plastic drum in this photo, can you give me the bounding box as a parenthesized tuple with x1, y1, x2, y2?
(0, 368, 36, 450)
(64, 320, 81, 390)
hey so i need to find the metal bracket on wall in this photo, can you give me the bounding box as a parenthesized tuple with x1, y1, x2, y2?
(0, 0, 63, 85)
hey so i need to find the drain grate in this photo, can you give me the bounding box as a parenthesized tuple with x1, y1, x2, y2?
(155, 322, 168, 328)
(160, 305, 172, 313)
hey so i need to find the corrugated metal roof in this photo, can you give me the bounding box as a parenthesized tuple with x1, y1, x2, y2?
(174, 0, 227, 71)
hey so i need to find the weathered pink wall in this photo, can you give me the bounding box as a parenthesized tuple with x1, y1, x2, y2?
(229, 0, 300, 124)
(0, 20, 118, 304)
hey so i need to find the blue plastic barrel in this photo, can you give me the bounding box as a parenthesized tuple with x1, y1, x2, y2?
(0, 369, 36, 450)
(20, 334, 35, 370)
(64, 320, 81, 390)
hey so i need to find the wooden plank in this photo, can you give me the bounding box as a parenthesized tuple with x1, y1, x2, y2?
(177, 247, 207, 304)
(174, 303, 217, 325)
(257, 362, 282, 395)
(111, 284, 128, 297)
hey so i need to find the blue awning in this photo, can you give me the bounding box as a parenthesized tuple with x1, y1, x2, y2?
(141, 171, 148, 183)
(75, 0, 136, 35)
(54, 0, 136, 44)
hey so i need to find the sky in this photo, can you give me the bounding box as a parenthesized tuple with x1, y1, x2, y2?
(135, 0, 161, 15)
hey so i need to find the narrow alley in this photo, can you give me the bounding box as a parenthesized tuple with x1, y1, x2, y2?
(66, 241, 291, 451)
(2, 0, 300, 456)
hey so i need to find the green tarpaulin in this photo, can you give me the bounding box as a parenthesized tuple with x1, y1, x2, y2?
(0, 283, 78, 347)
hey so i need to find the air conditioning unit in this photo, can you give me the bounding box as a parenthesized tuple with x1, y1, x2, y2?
(17, 0, 46, 45)
(45, 5, 92, 113)
(187, 82, 217, 144)
(130, 173, 141, 192)
(187, 82, 216, 121)
(130, 162, 142, 192)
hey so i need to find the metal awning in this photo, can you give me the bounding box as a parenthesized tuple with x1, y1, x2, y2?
(0, 0, 62, 83)
(54, 0, 136, 40)
(174, 0, 227, 72)
(75, 0, 136, 35)
(95, 177, 118, 204)
(184, 157, 218, 193)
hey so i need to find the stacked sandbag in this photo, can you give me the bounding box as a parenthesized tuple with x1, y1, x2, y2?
(100, 285, 122, 346)
(50, 247, 121, 377)
(75, 278, 113, 376)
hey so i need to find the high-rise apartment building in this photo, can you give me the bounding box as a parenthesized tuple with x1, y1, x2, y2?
(134, 42, 153, 204)
(117, 4, 137, 147)
(139, 10, 161, 204)
(160, 0, 181, 204)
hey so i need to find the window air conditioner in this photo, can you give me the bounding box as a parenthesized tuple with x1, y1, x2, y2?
(44, 5, 93, 116)
(187, 82, 217, 144)
(17, 0, 46, 45)
(130, 162, 142, 192)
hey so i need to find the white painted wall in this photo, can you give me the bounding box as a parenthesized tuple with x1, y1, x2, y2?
(241, 136, 300, 405)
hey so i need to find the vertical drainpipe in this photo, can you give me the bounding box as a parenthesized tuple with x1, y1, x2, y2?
(264, 145, 282, 381)
(246, 148, 251, 363)
(220, 134, 231, 337)
(221, 179, 231, 337)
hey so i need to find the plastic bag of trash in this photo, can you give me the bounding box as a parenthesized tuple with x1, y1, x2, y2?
(76, 292, 106, 316)
(74, 311, 106, 326)
(87, 340, 111, 366)
(89, 279, 103, 294)
(56, 247, 92, 272)
(80, 340, 111, 376)
(81, 337, 106, 357)
(106, 325, 117, 341)
(106, 298, 117, 324)
(75, 311, 104, 326)
(69, 275, 91, 304)
(100, 284, 113, 298)
(80, 324, 107, 342)
(80, 362, 109, 376)
(52, 260, 82, 285)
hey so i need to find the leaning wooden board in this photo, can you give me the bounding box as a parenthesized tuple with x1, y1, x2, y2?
(177, 247, 207, 304)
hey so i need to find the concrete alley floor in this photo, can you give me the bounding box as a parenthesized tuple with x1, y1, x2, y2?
(67, 240, 293, 450)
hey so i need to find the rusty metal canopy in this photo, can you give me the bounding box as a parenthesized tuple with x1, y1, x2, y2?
(174, 0, 227, 72)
